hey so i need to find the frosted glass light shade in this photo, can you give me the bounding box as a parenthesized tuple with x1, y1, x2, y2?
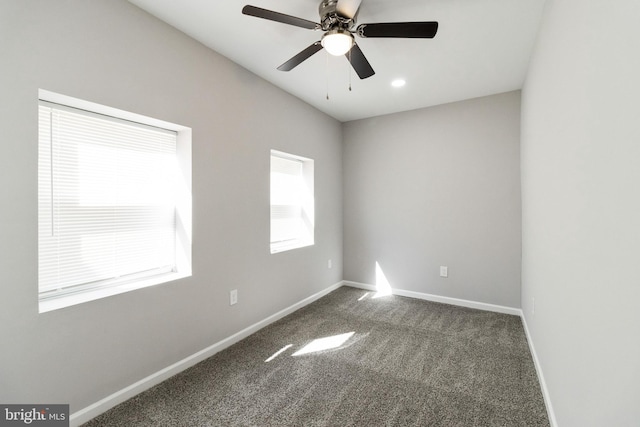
(321, 30, 353, 56)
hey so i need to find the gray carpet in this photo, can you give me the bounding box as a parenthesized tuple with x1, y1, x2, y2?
(83, 286, 550, 426)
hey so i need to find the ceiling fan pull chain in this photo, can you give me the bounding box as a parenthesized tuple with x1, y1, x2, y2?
(326, 51, 330, 100)
(348, 49, 352, 92)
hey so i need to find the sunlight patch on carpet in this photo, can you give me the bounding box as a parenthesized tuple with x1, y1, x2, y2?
(292, 332, 355, 356)
(265, 344, 293, 362)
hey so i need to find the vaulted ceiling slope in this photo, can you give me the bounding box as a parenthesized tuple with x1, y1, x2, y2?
(128, 0, 546, 122)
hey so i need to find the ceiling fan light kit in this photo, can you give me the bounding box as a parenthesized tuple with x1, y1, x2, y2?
(242, 0, 438, 79)
(321, 29, 354, 56)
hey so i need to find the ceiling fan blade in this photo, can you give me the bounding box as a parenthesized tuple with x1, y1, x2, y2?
(357, 22, 439, 38)
(346, 43, 375, 79)
(277, 42, 324, 71)
(336, 0, 363, 19)
(242, 5, 320, 30)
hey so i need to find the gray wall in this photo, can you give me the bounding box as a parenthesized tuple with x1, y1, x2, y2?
(343, 92, 522, 308)
(521, 0, 640, 425)
(0, 0, 342, 412)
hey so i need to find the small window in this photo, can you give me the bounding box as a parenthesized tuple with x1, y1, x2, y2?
(270, 150, 314, 253)
(38, 90, 192, 312)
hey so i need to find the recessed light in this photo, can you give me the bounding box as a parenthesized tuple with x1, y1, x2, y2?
(391, 79, 406, 88)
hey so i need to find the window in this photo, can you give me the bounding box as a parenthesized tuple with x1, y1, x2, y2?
(38, 90, 191, 312)
(270, 150, 314, 253)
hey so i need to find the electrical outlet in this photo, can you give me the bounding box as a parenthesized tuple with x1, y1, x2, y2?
(440, 266, 448, 278)
(328, 259, 332, 269)
(230, 289, 238, 306)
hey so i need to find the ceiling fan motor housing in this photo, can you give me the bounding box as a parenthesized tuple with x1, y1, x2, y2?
(319, 0, 355, 31)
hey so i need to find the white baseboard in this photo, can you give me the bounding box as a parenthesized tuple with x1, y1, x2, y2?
(520, 313, 558, 427)
(342, 281, 521, 316)
(70, 281, 344, 426)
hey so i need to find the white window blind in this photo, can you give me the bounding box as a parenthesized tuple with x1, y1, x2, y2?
(270, 151, 314, 253)
(38, 101, 179, 298)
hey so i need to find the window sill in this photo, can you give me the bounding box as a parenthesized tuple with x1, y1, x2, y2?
(38, 271, 191, 313)
(270, 240, 314, 254)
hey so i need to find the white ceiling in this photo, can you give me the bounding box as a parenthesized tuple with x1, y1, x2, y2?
(128, 0, 546, 122)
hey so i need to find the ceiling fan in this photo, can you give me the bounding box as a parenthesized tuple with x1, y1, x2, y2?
(242, 0, 438, 79)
